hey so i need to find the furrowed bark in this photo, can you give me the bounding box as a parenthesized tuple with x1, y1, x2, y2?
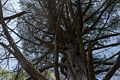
(66, 43, 87, 80)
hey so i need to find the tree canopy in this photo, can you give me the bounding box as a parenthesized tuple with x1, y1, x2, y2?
(0, 0, 120, 80)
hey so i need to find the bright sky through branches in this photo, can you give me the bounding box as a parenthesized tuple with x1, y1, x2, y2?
(1, 0, 21, 70)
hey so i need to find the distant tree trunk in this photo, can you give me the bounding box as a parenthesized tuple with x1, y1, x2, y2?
(66, 43, 87, 80)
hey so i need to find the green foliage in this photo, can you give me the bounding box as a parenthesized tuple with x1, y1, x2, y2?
(42, 70, 56, 80)
(0, 69, 25, 80)
(0, 69, 9, 80)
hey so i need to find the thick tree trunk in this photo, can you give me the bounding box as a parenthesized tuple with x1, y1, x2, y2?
(66, 44, 87, 80)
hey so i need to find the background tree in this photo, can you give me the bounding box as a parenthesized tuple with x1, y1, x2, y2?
(0, 0, 46, 80)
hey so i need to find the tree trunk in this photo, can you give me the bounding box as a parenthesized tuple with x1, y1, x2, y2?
(66, 43, 87, 80)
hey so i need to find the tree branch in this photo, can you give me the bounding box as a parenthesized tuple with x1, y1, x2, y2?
(103, 51, 120, 80)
